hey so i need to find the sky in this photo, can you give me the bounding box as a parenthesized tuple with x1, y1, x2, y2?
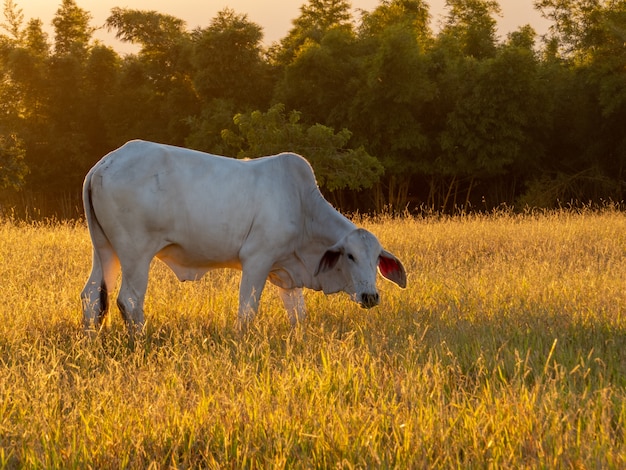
(22, 0, 551, 53)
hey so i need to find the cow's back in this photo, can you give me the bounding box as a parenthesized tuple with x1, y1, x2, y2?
(92, 140, 317, 203)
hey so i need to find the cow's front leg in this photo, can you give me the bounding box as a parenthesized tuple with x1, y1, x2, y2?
(278, 287, 307, 326)
(238, 262, 271, 324)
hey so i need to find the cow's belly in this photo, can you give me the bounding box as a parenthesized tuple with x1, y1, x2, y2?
(156, 243, 242, 281)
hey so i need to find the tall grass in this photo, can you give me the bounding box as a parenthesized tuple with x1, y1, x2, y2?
(1, 210, 626, 468)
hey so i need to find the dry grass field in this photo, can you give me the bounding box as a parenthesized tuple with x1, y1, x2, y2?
(1, 209, 626, 468)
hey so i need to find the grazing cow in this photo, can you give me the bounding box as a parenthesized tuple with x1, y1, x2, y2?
(81, 140, 406, 331)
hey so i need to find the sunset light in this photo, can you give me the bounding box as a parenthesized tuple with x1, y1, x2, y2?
(22, 0, 548, 52)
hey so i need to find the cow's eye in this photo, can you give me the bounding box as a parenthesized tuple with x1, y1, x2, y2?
(347, 253, 355, 262)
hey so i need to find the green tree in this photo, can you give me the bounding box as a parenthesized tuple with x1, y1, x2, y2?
(359, 0, 431, 42)
(102, 58, 169, 144)
(38, 0, 94, 191)
(0, 133, 27, 189)
(535, 0, 609, 61)
(185, 98, 240, 155)
(52, 0, 93, 57)
(0, 4, 49, 197)
(83, 44, 120, 152)
(347, 0, 435, 209)
(0, 12, 51, 189)
(531, 0, 626, 203)
(1, 0, 23, 41)
(106, 7, 188, 83)
(15, 0, 116, 199)
(222, 104, 383, 193)
(442, 0, 501, 59)
(23, 17, 48, 56)
(436, 28, 550, 209)
(275, 27, 362, 127)
(191, 8, 271, 109)
(105, 8, 197, 145)
(186, 9, 272, 155)
(106, 7, 185, 51)
(271, 0, 353, 66)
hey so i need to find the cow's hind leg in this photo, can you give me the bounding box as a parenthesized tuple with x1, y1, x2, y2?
(117, 257, 151, 334)
(81, 245, 120, 332)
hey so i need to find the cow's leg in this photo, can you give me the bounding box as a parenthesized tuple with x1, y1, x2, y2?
(116, 257, 151, 334)
(238, 259, 273, 324)
(278, 287, 307, 326)
(81, 245, 120, 333)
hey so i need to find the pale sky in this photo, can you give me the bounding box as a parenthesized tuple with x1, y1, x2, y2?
(21, 0, 550, 53)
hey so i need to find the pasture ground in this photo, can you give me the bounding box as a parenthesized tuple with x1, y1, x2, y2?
(1, 209, 626, 468)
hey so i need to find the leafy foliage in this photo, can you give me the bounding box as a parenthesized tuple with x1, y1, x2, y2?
(223, 104, 383, 191)
(0, 0, 625, 216)
(0, 133, 27, 189)
(191, 9, 271, 110)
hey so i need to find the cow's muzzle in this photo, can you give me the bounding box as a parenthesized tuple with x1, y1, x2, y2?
(359, 292, 380, 309)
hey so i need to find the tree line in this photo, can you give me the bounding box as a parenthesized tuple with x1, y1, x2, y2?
(0, 0, 624, 217)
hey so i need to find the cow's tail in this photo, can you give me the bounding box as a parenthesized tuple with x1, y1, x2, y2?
(81, 167, 117, 330)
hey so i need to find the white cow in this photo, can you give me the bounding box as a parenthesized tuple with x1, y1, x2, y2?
(81, 140, 406, 331)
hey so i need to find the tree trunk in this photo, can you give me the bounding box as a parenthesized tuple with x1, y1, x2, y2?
(464, 177, 475, 211)
(442, 175, 457, 213)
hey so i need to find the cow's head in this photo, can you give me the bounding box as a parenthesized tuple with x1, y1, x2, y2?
(315, 228, 406, 308)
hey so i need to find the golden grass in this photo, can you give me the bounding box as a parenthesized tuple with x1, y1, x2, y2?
(1, 210, 626, 468)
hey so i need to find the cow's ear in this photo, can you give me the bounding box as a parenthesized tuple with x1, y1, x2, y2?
(315, 249, 342, 276)
(378, 250, 407, 288)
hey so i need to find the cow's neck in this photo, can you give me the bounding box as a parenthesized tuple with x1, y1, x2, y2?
(275, 187, 356, 291)
(306, 188, 356, 244)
